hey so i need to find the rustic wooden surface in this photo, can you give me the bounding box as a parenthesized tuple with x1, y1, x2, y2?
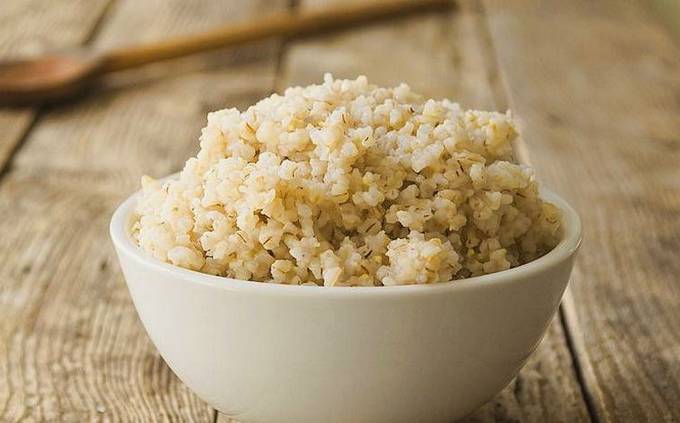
(485, 1, 680, 421)
(0, 0, 678, 422)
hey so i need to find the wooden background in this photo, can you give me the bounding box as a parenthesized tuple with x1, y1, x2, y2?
(0, 0, 679, 421)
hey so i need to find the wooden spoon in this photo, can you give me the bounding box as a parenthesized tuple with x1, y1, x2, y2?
(0, 0, 451, 106)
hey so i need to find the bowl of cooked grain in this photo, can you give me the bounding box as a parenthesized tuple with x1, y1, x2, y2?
(110, 188, 580, 423)
(110, 75, 581, 422)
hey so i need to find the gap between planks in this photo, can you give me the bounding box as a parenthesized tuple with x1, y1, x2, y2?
(484, 0, 680, 421)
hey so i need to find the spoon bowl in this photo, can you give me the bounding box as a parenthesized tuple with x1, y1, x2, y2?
(0, 53, 102, 105)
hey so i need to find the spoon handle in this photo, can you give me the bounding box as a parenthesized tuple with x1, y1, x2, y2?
(98, 0, 451, 73)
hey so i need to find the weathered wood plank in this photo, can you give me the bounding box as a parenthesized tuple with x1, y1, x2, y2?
(281, 0, 504, 109)
(484, 0, 680, 421)
(0, 0, 114, 56)
(218, 1, 591, 421)
(0, 0, 113, 176)
(0, 0, 287, 420)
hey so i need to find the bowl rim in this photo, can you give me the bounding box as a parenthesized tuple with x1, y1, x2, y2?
(110, 181, 581, 297)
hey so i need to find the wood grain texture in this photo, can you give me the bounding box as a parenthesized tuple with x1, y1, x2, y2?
(0, 0, 287, 421)
(484, 0, 680, 421)
(0, 0, 112, 177)
(0, 0, 113, 56)
(217, 1, 592, 422)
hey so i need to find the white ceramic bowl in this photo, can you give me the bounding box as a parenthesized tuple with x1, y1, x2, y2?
(110, 187, 581, 423)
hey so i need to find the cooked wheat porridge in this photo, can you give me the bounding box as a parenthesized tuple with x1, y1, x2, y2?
(132, 75, 561, 286)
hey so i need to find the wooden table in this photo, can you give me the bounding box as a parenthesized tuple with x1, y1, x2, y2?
(1, 0, 678, 421)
